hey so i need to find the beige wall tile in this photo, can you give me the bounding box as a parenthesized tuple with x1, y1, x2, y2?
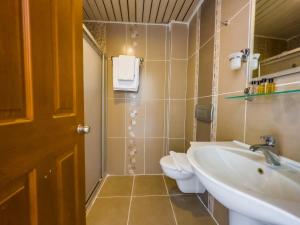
(169, 100, 185, 138)
(218, 5, 250, 94)
(198, 39, 214, 97)
(126, 24, 146, 58)
(200, 0, 215, 47)
(185, 99, 195, 142)
(145, 100, 165, 137)
(145, 138, 164, 174)
(106, 23, 127, 57)
(147, 25, 166, 60)
(171, 23, 188, 58)
(166, 28, 171, 60)
(170, 59, 187, 99)
(107, 99, 125, 137)
(213, 199, 229, 225)
(186, 55, 196, 99)
(246, 94, 300, 162)
(188, 14, 197, 57)
(198, 192, 209, 207)
(185, 140, 191, 152)
(144, 61, 166, 99)
(126, 138, 145, 175)
(216, 94, 245, 142)
(106, 138, 125, 175)
(168, 139, 185, 153)
(125, 99, 145, 138)
(196, 97, 212, 141)
(221, 0, 249, 21)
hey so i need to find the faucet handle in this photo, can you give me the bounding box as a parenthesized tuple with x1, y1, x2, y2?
(260, 135, 276, 146)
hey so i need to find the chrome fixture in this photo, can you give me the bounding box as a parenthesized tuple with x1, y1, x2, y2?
(250, 135, 280, 166)
(77, 124, 91, 134)
(241, 48, 250, 62)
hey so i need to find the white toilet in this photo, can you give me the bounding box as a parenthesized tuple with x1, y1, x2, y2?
(160, 151, 205, 193)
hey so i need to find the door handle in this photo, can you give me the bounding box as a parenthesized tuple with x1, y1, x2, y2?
(77, 124, 91, 134)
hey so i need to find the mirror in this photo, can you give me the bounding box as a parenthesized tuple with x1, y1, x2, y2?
(251, 0, 300, 79)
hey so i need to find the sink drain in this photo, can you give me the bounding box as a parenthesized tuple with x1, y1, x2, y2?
(257, 168, 264, 174)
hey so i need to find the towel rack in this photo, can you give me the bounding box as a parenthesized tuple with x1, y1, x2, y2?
(111, 56, 144, 64)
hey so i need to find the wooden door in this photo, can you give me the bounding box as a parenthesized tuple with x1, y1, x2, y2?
(0, 0, 85, 225)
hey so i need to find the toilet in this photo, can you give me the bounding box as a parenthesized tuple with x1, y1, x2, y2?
(160, 151, 205, 193)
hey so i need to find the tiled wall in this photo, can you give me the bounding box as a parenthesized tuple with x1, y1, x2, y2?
(166, 23, 188, 153)
(105, 23, 168, 175)
(192, 0, 300, 224)
(185, 12, 199, 149)
(88, 22, 188, 175)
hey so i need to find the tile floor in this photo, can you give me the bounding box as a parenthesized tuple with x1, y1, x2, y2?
(87, 175, 216, 225)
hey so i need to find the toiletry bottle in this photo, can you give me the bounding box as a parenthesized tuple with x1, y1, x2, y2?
(263, 79, 268, 94)
(270, 78, 276, 93)
(258, 80, 265, 94)
(256, 80, 261, 94)
(266, 79, 272, 94)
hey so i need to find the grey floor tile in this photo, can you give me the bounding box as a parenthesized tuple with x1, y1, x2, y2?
(87, 197, 130, 225)
(133, 175, 167, 195)
(129, 196, 176, 225)
(99, 176, 133, 197)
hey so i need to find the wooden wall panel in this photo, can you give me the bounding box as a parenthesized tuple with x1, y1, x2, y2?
(52, 0, 76, 116)
(0, 0, 32, 122)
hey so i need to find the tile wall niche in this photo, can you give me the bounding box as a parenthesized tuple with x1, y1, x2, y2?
(85, 22, 188, 175)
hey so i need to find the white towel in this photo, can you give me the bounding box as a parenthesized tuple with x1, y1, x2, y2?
(117, 55, 136, 80)
(113, 58, 140, 92)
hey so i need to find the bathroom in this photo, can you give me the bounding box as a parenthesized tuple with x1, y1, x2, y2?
(1, 0, 300, 225)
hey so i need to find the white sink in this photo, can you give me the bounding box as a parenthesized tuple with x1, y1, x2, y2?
(187, 142, 300, 225)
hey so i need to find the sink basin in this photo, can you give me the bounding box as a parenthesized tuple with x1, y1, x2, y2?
(187, 142, 300, 225)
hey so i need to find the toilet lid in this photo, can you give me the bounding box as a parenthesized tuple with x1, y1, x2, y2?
(161, 152, 193, 173)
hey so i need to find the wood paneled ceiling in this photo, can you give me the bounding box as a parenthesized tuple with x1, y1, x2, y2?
(83, 0, 202, 24)
(255, 0, 300, 39)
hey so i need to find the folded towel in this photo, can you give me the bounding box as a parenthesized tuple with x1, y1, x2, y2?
(113, 58, 140, 92)
(116, 55, 136, 80)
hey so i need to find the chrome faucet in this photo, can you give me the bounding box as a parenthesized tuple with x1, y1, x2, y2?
(249, 136, 281, 166)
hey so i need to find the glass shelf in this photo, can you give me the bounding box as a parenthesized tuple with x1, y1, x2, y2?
(225, 89, 300, 100)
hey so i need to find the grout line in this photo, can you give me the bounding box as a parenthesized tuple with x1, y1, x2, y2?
(196, 194, 220, 225)
(199, 34, 215, 50)
(86, 175, 109, 216)
(164, 25, 167, 156)
(162, 176, 178, 225)
(144, 25, 148, 174)
(126, 176, 135, 225)
(224, 2, 250, 25)
(97, 193, 189, 199)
